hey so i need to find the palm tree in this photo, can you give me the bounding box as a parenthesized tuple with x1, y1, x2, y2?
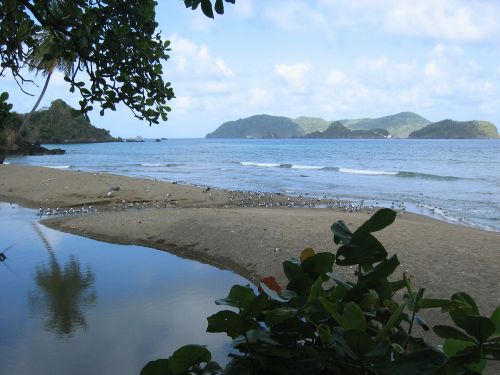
(0, 30, 75, 163)
(28, 223, 96, 337)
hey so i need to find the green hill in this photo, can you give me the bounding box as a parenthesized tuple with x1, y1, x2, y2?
(206, 114, 304, 139)
(25, 99, 121, 143)
(343, 112, 430, 138)
(409, 120, 499, 139)
(304, 122, 389, 139)
(293, 116, 331, 134)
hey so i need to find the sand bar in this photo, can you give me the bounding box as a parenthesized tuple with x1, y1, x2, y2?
(1, 164, 499, 314)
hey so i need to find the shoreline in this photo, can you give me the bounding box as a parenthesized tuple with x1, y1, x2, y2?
(1, 164, 499, 314)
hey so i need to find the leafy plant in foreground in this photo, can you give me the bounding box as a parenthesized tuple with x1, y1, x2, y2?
(142, 209, 500, 374)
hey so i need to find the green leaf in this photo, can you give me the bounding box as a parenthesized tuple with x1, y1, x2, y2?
(461, 315, 496, 343)
(343, 330, 375, 358)
(451, 292, 479, 315)
(443, 339, 485, 372)
(376, 302, 406, 342)
(361, 255, 400, 281)
(200, 0, 214, 18)
(214, 0, 224, 14)
(342, 302, 366, 331)
(206, 310, 245, 339)
(169, 345, 211, 374)
(244, 293, 273, 319)
(433, 325, 477, 342)
(375, 348, 447, 375)
(263, 307, 297, 326)
(417, 298, 456, 310)
(331, 220, 352, 244)
(141, 359, 172, 375)
(336, 233, 388, 266)
(319, 297, 345, 327)
(283, 259, 307, 281)
(355, 208, 397, 234)
(483, 342, 500, 360)
(215, 285, 255, 309)
(301, 252, 336, 281)
(491, 306, 500, 336)
(307, 277, 324, 304)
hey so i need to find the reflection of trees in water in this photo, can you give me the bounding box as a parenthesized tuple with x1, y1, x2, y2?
(29, 224, 96, 337)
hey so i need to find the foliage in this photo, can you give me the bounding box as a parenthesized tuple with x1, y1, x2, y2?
(408, 120, 499, 139)
(0, 1, 233, 125)
(142, 209, 500, 374)
(183, 0, 235, 19)
(0, 92, 19, 146)
(25, 99, 121, 144)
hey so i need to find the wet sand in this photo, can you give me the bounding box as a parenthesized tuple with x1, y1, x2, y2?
(1, 164, 499, 314)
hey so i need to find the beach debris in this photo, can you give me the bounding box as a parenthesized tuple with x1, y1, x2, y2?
(0, 244, 14, 262)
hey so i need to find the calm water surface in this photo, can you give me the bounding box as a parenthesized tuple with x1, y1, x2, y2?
(7, 138, 500, 231)
(0, 202, 248, 375)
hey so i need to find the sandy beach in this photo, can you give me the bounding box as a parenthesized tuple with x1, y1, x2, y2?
(1, 164, 499, 314)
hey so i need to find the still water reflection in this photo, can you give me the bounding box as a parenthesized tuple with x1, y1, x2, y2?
(0, 202, 248, 374)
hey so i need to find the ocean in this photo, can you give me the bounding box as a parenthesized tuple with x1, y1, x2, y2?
(6, 138, 500, 232)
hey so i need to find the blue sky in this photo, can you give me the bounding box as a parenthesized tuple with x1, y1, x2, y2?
(4, 0, 500, 138)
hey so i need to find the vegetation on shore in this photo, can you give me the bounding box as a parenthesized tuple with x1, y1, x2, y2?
(409, 120, 499, 139)
(0, 98, 120, 157)
(25, 99, 121, 144)
(143, 209, 500, 374)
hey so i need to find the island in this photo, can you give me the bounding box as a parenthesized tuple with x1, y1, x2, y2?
(408, 120, 499, 139)
(205, 114, 304, 139)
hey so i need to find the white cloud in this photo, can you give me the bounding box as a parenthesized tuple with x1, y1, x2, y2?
(306, 0, 500, 42)
(326, 69, 348, 86)
(168, 34, 233, 78)
(233, 0, 254, 18)
(274, 61, 311, 91)
(424, 61, 439, 80)
(263, 1, 328, 33)
(354, 55, 416, 87)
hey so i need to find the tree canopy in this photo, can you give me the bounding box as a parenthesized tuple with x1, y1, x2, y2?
(0, 0, 234, 124)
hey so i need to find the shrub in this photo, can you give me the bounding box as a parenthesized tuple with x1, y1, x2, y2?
(142, 209, 500, 374)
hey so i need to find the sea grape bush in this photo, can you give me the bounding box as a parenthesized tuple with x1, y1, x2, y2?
(142, 209, 500, 374)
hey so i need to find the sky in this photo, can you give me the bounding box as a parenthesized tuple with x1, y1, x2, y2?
(3, 0, 500, 138)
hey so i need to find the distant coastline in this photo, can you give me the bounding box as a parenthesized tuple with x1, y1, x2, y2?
(206, 113, 498, 140)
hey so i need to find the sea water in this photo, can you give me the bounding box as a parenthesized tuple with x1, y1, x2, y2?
(7, 138, 500, 232)
(0, 203, 247, 374)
